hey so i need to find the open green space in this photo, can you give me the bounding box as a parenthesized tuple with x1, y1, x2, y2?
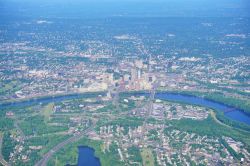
(18, 134, 70, 165)
(128, 146, 143, 164)
(19, 115, 68, 136)
(0, 80, 21, 95)
(48, 137, 124, 166)
(41, 103, 54, 123)
(27, 135, 70, 155)
(1, 131, 16, 162)
(165, 113, 250, 152)
(97, 104, 115, 112)
(141, 148, 155, 166)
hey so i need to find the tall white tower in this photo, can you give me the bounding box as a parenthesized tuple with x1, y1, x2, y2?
(149, 54, 152, 72)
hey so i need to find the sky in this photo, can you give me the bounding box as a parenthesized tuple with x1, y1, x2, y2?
(0, 0, 249, 18)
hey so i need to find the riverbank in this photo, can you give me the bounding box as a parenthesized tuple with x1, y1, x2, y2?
(1, 90, 250, 129)
(157, 90, 250, 116)
(2, 90, 249, 115)
(0, 91, 106, 106)
(3, 90, 247, 166)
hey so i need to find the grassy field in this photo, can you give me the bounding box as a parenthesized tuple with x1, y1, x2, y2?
(0, 132, 3, 155)
(141, 148, 155, 166)
(166, 112, 250, 152)
(0, 80, 20, 95)
(41, 103, 54, 123)
(19, 115, 68, 136)
(210, 111, 229, 127)
(48, 137, 124, 166)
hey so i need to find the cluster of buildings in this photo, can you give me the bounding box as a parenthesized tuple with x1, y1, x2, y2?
(7, 131, 30, 164)
(88, 123, 250, 165)
(131, 101, 208, 121)
(1, 39, 249, 103)
(1, 16, 250, 166)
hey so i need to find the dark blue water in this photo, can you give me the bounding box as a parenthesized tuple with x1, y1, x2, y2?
(0, 93, 104, 108)
(77, 146, 101, 166)
(0, 92, 250, 125)
(155, 93, 250, 125)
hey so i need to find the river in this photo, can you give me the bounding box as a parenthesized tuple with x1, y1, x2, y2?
(155, 93, 250, 125)
(0, 92, 249, 125)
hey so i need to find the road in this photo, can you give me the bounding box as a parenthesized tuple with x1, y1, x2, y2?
(0, 134, 9, 166)
(142, 85, 156, 132)
(0, 158, 9, 166)
(35, 127, 93, 166)
(35, 96, 123, 166)
(13, 117, 26, 140)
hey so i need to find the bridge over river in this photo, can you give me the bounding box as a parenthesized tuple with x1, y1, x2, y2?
(1, 92, 250, 125)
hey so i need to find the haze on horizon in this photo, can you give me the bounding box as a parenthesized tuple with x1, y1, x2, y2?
(1, 0, 250, 18)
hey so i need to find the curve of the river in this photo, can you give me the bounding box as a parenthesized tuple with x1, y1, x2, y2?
(155, 93, 250, 125)
(0, 92, 249, 125)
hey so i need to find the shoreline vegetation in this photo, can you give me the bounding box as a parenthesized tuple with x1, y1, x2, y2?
(2, 90, 250, 165)
(2, 90, 250, 114)
(47, 137, 124, 166)
(47, 111, 250, 166)
(159, 90, 250, 116)
(1, 90, 250, 130)
(0, 91, 106, 106)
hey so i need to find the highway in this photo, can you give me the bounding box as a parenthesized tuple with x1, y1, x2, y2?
(35, 127, 93, 166)
(0, 135, 9, 166)
(142, 85, 156, 133)
(0, 158, 9, 166)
